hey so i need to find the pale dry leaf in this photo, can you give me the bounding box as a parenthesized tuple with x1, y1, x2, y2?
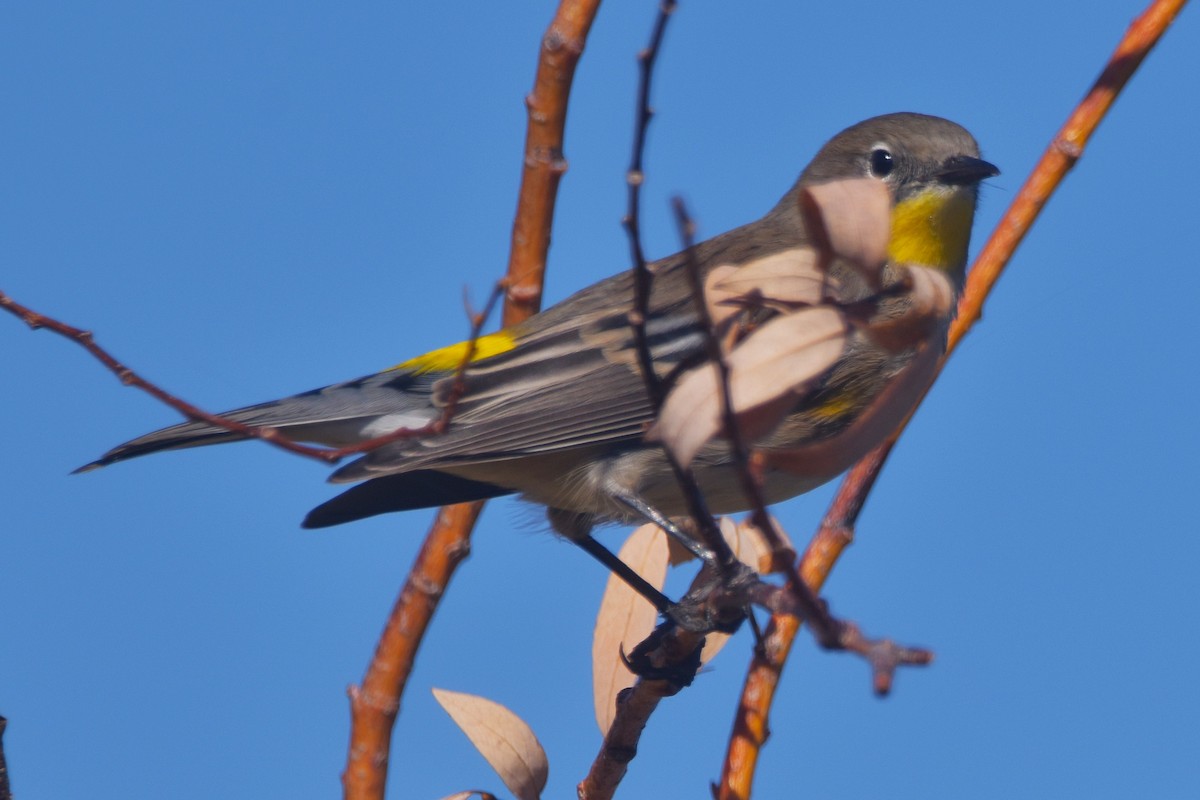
(903, 264, 955, 319)
(650, 307, 849, 466)
(864, 263, 956, 353)
(592, 523, 669, 734)
(703, 264, 741, 329)
(706, 247, 830, 313)
(435, 793, 497, 800)
(698, 628, 733, 667)
(432, 688, 548, 800)
(665, 532, 701, 566)
(659, 517, 724, 566)
(732, 515, 780, 575)
(763, 339, 942, 477)
(800, 178, 891, 286)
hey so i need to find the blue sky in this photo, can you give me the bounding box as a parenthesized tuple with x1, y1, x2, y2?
(3, 2, 1198, 798)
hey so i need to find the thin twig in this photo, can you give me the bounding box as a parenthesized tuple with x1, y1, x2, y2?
(620, 2, 738, 571)
(0, 280, 504, 466)
(593, 9, 933, 792)
(716, 0, 1188, 795)
(579, 6, 751, 795)
(671, 196, 775, 538)
(668, 198, 822, 633)
(0, 290, 346, 462)
(667, 198, 808, 579)
(623, 0, 676, 410)
(341, 1, 602, 798)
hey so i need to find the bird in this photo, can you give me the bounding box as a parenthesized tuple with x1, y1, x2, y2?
(78, 112, 997, 582)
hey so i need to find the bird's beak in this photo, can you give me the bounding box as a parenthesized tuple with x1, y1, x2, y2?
(937, 155, 1000, 185)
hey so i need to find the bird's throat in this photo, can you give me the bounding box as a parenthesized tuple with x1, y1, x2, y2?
(887, 188, 974, 272)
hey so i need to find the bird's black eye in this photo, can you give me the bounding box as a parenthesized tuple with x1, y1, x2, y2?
(869, 148, 894, 178)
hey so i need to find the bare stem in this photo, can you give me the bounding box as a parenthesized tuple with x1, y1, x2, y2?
(340, 1, 602, 798)
(623, 0, 677, 409)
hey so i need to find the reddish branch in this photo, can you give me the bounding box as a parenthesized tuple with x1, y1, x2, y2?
(341, 1, 602, 798)
(342, 502, 483, 797)
(716, 0, 1189, 797)
(502, 0, 601, 326)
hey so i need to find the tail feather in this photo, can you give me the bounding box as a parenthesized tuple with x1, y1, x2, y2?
(75, 372, 440, 473)
(302, 470, 513, 528)
(73, 423, 248, 473)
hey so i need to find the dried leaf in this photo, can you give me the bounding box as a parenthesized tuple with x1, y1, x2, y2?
(703, 264, 742, 329)
(592, 524, 669, 734)
(435, 793, 498, 800)
(763, 340, 942, 477)
(903, 264, 955, 318)
(748, 515, 794, 572)
(865, 264, 956, 352)
(706, 247, 830, 314)
(650, 307, 849, 466)
(432, 689, 548, 800)
(665, 532, 701, 566)
(799, 178, 891, 286)
(733, 515, 781, 574)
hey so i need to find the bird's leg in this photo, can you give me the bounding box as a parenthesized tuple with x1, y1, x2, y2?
(545, 501, 749, 631)
(546, 506, 673, 612)
(609, 492, 758, 635)
(571, 534, 673, 613)
(610, 490, 715, 563)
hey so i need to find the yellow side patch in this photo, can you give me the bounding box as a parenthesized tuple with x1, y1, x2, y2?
(887, 188, 973, 271)
(391, 330, 517, 375)
(808, 391, 861, 422)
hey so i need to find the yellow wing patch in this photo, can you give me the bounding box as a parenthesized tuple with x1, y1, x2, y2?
(887, 188, 973, 271)
(391, 330, 517, 375)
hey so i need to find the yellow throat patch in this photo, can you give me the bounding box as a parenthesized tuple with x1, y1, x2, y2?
(887, 188, 974, 271)
(392, 330, 517, 375)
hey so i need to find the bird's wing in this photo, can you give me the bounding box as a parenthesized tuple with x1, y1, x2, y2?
(332, 221, 843, 483)
(84, 215, 811, 476)
(330, 265, 709, 482)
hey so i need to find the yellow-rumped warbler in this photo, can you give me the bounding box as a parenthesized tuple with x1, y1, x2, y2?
(79, 113, 997, 549)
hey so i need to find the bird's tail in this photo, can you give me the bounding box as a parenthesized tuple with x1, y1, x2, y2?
(75, 372, 439, 472)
